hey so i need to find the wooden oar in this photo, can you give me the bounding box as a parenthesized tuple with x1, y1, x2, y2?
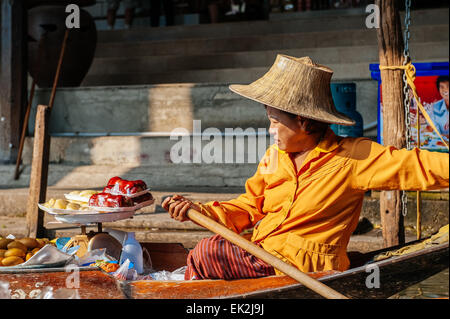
(185, 207, 350, 299)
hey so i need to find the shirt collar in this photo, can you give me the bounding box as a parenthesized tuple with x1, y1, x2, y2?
(314, 127, 342, 154)
(433, 99, 447, 116)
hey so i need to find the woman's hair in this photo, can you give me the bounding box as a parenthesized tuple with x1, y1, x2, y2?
(436, 75, 449, 90)
(267, 105, 329, 135)
(288, 112, 329, 135)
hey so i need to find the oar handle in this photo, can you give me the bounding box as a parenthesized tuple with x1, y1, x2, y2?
(186, 208, 349, 299)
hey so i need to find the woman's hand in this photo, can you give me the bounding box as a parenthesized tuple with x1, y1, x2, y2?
(161, 194, 201, 222)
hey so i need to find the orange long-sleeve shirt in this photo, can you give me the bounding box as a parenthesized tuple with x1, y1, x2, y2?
(196, 128, 449, 274)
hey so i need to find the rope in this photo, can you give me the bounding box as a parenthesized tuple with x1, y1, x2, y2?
(379, 62, 449, 150)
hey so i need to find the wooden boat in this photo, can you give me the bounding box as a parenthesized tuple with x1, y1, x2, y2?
(0, 237, 448, 299)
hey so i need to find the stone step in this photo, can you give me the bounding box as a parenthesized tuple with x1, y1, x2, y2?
(82, 51, 448, 87)
(31, 80, 379, 134)
(84, 8, 448, 87)
(93, 24, 448, 58)
(95, 8, 449, 43)
(268, 7, 448, 24)
(85, 42, 448, 79)
(1, 163, 259, 190)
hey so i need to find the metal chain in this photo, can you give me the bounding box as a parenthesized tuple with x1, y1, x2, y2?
(401, 0, 412, 217)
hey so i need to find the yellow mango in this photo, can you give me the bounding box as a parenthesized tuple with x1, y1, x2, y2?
(4, 248, 26, 258)
(7, 241, 27, 252)
(2, 256, 24, 266)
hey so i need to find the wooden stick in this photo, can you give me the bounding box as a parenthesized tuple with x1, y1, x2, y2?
(14, 79, 36, 180)
(416, 106, 422, 240)
(416, 191, 422, 239)
(26, 105, 51, 238)
(186, 208, 349, 299)
(49, 29, 69, 110)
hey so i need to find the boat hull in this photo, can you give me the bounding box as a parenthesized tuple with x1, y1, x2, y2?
(0, 242, 447, 299)
(124, 242, 448, 299)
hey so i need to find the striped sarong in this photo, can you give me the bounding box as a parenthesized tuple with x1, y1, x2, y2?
(184, 234, 276, 280)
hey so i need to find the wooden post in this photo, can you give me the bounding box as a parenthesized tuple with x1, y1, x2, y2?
(0, 0, 27, 164)
(26, 105, 51, 238)
(376, 0, 406, 247)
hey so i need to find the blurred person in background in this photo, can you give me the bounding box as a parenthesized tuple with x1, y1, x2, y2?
(106, 0, 142, 29)
(150, 0, 175, 27)
(432, 75, 449, 140)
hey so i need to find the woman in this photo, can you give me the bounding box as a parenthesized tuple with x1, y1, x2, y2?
(162, 55, 449, 280)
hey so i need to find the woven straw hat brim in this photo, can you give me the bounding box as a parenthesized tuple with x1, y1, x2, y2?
(230, 84, 355, 126)
(229, 55, 356, 126)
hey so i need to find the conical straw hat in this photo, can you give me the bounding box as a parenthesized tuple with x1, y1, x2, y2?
(229, 55, 355, 126)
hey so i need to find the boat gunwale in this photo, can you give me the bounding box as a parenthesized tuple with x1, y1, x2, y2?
(0, 265, 93, 274)
(127, 241, 449, 284)
(122, 241, 449, 299)
(218, 241, 449, 299)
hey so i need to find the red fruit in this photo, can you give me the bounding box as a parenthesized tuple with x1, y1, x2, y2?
(110, 179, 147, 195)
(89, 193, 133, 208)
(107, 176, 123, 186)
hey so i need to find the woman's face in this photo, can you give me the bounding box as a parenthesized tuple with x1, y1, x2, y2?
(439, 81, 449, 107)
(266, 106, 305, 152)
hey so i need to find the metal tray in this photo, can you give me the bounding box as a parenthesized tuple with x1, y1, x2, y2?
(38, 199, 154, 224)
(0, 260, 69, 272)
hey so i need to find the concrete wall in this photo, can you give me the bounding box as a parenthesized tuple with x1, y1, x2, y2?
(30, 80, 379, 136)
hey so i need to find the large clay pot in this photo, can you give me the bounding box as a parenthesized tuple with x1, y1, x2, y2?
(28, 5, 97, 87)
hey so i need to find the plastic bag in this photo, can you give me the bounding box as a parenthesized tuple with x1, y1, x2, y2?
(112, 259, 137, 281)
(75, 248, 116, 266)
(150, 266, 187, 281)
(135, 274, 154, 280)
(142, 246, 153, 273)
(22, 244, 73, 267)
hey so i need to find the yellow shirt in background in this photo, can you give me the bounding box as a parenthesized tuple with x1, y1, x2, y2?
(197, 128, 449, 274)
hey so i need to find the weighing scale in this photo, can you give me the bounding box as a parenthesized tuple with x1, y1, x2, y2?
(38, 197, 154, 258)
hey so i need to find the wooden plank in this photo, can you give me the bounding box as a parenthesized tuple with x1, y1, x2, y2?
(376, 0, 406, 247)
(26, 105, 51, 238)
(0, 0, 27, 164)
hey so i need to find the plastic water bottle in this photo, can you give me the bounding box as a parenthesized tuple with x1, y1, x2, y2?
(104, 228, 127, 245)
(119, 232, 143, 274)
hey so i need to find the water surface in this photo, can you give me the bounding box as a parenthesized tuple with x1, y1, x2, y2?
(389, 268, 449, 299)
